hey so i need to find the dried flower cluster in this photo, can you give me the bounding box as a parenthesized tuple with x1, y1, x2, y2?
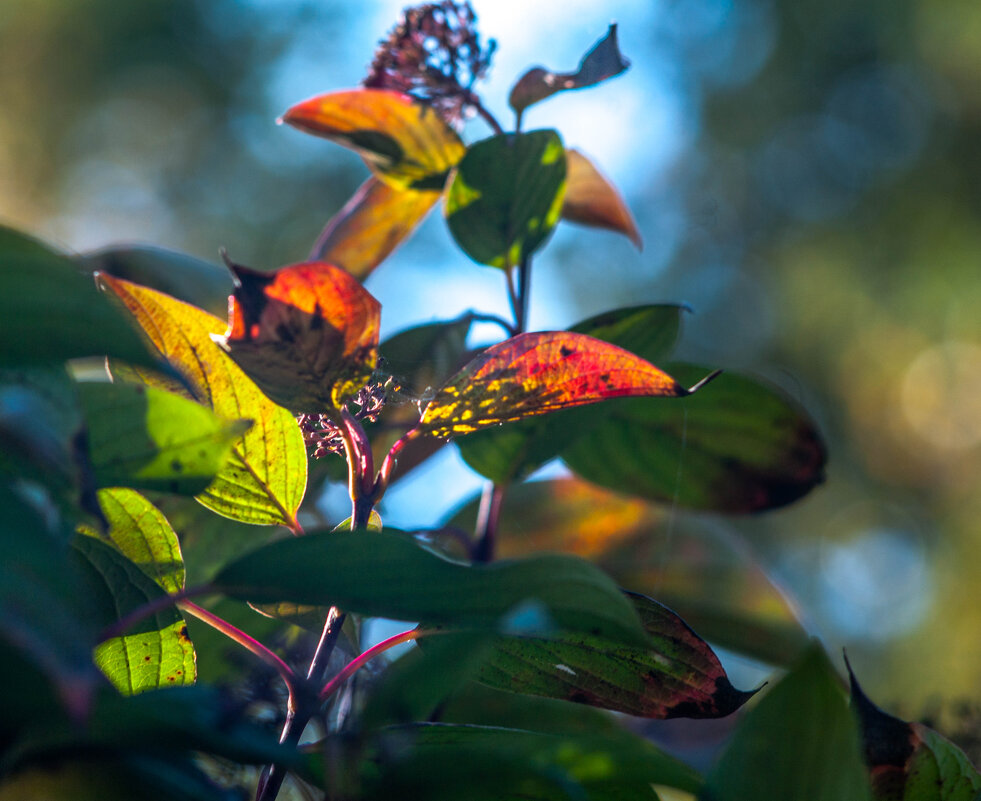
(363, 0, 495, 126)
(297, 381, 391, 459)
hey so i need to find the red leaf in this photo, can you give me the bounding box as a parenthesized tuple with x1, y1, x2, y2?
(217, 261, 381, 412)
(418, 331, 712, 438)
(562, 149, 642, 249)
(281, 88, 465, 190)
(311, 177, 440, 280)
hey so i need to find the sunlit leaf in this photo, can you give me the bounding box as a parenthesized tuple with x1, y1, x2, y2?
(562, 149, 641, 248)
(310, 176, 441, 280)
(418, 331, 700, 439)
(0, 225, 158, 369)
(214, 528, 649, 646)
(79, 245, 233, 318)
(78, 381, 251, 496)
(281, 88, 465, 190)
(478, 591, 755, 719)
(97, 274, 307, 529)
(705, 644, 871, 801)
(509, 25, 630, 117)
(448, 477, 810, 667)
(445, 130, 567, 269)
(456, 305, 685, 482)
(848, 660, 981, 800)
(216, 260, 381, 411)
(563, 363, 827, 512)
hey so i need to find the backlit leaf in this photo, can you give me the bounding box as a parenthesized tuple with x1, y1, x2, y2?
(79, 245, 233, 318)
(509, 25, 630, 117)
(563, 363, 826, 512)
(97, 274, 307, 528)
(216, 260, 381, 411)
(418, 331, 698, 439)
(705, 644, 871, 801)
(281, 88, 465, 190)
(214, 528, 649, 646)
(848, 661, 981, 800)
(0, 225, 158, 369)
(478, 591, 755, 719)
(78, 381, 250, 496)
(456, 304, 685, 482)
(311, 176, 441, 280)
(445, 130, 567, 269)
(562, 149, 642, 248)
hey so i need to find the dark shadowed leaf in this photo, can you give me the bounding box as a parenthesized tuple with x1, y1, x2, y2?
(848, 660, 981, 800)
(216, 260, 381, 411)
(78, 382, 250, 496)
(214, 528, 648, 646)
(380, 316, 476, 397)
(705, 644, 871, 801)
(445, 130, 567, 269)
(562, 149, 642, 248)
(79, 245, 233, 318)
(456, 305, 685, 482)
(97, 274, 307, 529)
(447, 477, 810, 668)
(310, 176, 441, 280)
(509, 25, 630, 116)
(73, 531, 194, 695)
(418, 331, 697, 439)
(0, 225, 158, 369)
(563, 363, 826, 512)
(478, 591, 755, 719)
(281, 88, 465, 190)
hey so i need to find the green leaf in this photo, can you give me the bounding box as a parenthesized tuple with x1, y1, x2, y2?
(704, 644, 871, 801)
(214, 528, 649, 646)
(98, 274, 307, 529)
(445, 130, 567, 269)
(0, 225, 159, 369)
(564, 363, 827, 512)
(78, 381, 251, 496)
(78, 245, 233, 319)
(456, 304, 685, 483)
(848, 660, 981, 801)
(509, 25, 630, 116)
(379, 316, 476, 397)
(477, 591, 755, 719)
(73, 534, 194, 694)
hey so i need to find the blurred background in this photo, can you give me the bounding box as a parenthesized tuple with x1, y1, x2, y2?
(2, 0, 979, 755)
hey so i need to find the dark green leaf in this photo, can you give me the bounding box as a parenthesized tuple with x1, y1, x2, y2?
(848, 660, 981, 800)
(445, 130, 567, 269)
(379, 316, 475, 397)
(457, 304, 685, 483)
(79, 245, 233, 319)
(0, 225, 159, 368)
(214, 529, 649, 646)
(564, 363, 826, 512)
(478, 591, 755, 719)
(78, 381, 251, 496)
(704, 643, 871, 801)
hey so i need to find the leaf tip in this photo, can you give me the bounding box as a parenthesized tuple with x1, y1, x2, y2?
(685, 368, 723, 395)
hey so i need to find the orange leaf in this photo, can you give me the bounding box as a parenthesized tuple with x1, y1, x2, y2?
(418, 331, 710, 438)
(281, 88, 465, 191)
(311, 177, 440, 279)
(562, 149, 642, 249)
(217, 261, 381, 412)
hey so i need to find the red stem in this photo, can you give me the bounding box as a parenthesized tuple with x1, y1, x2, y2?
(319, 628, 426, 702)
(97, 585, 210, 643)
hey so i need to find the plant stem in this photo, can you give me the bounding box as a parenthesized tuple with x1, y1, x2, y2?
(468, 93, 504, 136)
(375, 427, 421, 503)
(97, 585, 211, 643)
(319, 628, 425, 701)
(473, 482, 506, 563)
(516, 254, 531, 335)
(505, 268, 521, 334)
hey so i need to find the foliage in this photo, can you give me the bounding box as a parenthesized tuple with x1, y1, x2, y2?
(0, 4, 978, 800)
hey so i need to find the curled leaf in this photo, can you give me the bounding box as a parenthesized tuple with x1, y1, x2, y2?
(217, 260, 381, 412)
(562, 149, 642, 248)
(509, 24, 630, 116)
(311, 176, 441, 279)
(281, 88, 465, 190)
(418, 331, 707, 439)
